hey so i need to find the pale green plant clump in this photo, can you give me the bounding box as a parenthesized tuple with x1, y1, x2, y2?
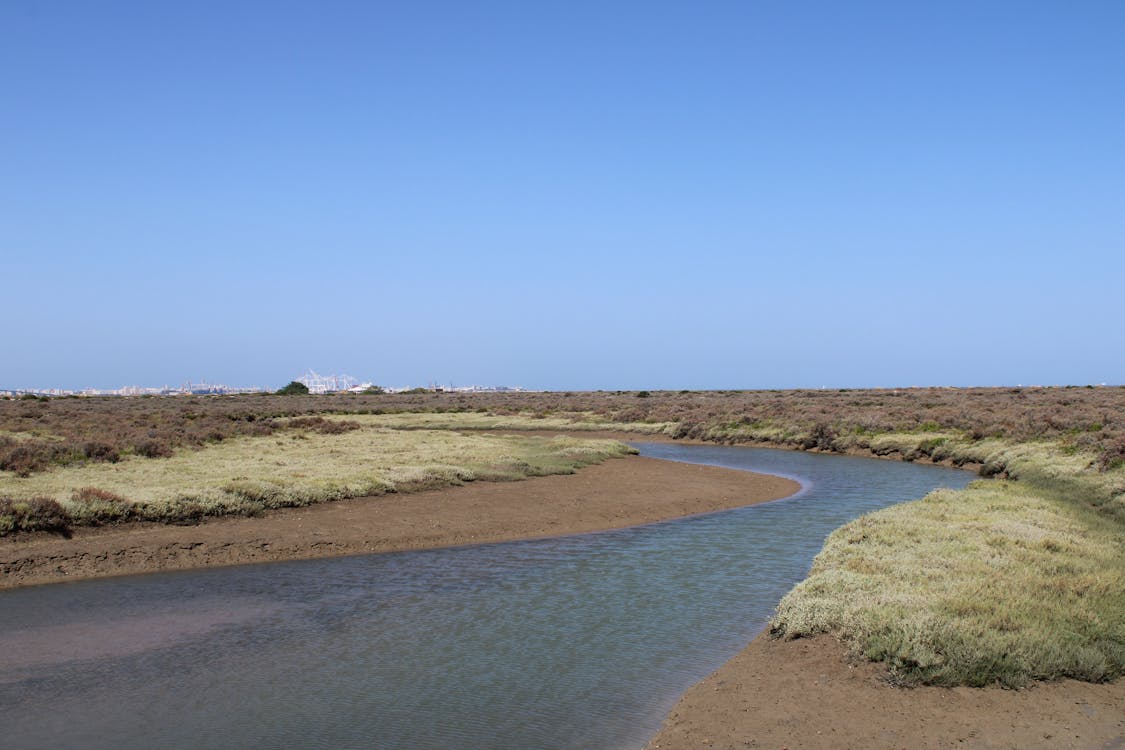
(0, 429, 65, 443)
(0, 427, 635, 532)
(771, 468, 1125, 687)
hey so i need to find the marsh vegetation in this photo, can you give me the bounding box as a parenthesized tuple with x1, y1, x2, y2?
(0, 425, 632, 534)
(3, 386, 1122, 476)
(771, 458, 1124, 687)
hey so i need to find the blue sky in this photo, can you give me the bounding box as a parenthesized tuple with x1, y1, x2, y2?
(3, 1, 1123, 390)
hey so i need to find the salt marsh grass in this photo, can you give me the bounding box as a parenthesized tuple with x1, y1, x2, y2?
(771, 458, 1125, 687)
(0, 427, 633, 532)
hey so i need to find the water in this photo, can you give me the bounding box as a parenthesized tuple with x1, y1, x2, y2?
(0, 444, 973, 750)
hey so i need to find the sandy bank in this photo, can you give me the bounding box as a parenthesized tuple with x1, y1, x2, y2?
(647, 632, 1124, 750)
(0, 454, 798, 589)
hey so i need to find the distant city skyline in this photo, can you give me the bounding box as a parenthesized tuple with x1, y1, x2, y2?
(2, 2, 1122, 390)
(0, 370, 533, 396)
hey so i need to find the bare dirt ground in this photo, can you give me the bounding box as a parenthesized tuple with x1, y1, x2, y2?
(0, 454, 797, 589)
(647, 633, 1125, 750)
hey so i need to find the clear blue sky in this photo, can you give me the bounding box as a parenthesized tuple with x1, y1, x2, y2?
(3, 1, 1123, 390)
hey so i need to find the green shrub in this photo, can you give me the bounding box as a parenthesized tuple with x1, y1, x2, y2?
(275, 381, 310, 395)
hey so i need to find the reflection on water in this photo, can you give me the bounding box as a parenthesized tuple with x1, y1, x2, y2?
(0, 444, 972, 750)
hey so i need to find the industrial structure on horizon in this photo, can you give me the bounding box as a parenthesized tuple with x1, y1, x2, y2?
(294, 369, 527, 395)
(295, 370, 362, 394)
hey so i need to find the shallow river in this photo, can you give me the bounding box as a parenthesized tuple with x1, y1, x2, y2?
(0, 444, 973, 750)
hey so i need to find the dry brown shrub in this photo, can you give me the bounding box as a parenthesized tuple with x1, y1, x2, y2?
(72, 486, 128, 504)
(286, 416, 361, 434)
(0, 496, 70, 535)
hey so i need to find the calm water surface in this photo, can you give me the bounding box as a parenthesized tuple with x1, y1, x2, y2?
(0, 444, 973, 750)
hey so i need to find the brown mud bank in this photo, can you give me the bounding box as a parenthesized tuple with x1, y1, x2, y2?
(0, 455, 798, 589)
(648, 633, 1124, 750)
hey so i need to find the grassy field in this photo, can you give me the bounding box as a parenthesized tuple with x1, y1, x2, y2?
(0, 425, 633, 534)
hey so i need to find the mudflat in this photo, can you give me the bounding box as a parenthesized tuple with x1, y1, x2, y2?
(0, 454, 798, 589)
(647, 632, 1125, 750)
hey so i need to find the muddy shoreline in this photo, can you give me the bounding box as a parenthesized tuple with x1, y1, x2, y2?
(0, 454, 797, 589)
(647, 631, 1124, 749)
